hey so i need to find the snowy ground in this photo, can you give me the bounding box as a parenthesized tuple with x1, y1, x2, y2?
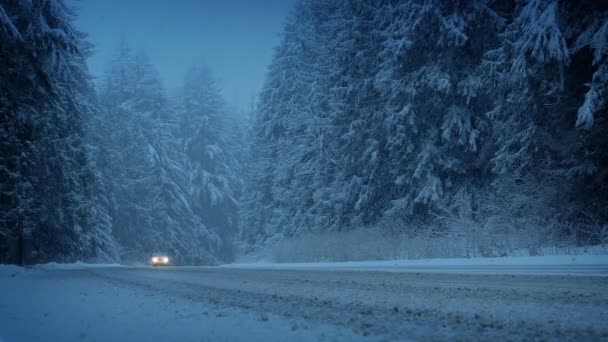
(1, 256, 608, 341)
(0, 266, 361, 342)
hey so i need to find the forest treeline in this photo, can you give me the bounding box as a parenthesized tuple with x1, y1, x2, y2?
(0, 0, 243, 264)
(241, 0, 608, 255)
(1, 0, 607, 264)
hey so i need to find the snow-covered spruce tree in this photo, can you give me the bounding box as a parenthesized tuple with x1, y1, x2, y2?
(98, 46, 222, 264)
(239, 0, 344, 245)
(375, 0, 502, 225)
(318, 1, 391, 230)
(174, 65, 240, 261)
(484, 0, 608, 237)
(0, 0, 115, 263)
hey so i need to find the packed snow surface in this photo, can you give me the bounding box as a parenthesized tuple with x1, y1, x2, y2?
(0, 265, 361, 342)
(1, 255, 607, 341)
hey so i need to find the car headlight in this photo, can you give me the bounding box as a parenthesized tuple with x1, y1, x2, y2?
(151, 257, 159, 263)
(162, 257, 169, 263)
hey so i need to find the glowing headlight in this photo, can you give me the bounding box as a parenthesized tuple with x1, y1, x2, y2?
(162, 257, 169, 263)
(151, 257, 159, 263)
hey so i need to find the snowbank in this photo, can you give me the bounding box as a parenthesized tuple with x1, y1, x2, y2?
(0, 264, 30, 278)
(0, 262, 123, 279)
(32, 261, 124, 271)
(227, 254, 608, 270)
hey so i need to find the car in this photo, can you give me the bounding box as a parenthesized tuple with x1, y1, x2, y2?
(150, 254, 171, 266)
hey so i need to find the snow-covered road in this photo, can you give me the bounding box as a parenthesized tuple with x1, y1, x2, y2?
(1, 262, 608, 341)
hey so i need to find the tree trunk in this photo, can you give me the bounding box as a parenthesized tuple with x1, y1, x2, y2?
(17, 220, 30, 266)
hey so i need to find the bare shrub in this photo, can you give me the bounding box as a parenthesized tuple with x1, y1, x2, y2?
(268, 176, 607, 263)
(271, 228, 397, 263)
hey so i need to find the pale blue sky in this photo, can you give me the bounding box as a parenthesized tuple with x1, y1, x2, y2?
(71, 0, 296, 110)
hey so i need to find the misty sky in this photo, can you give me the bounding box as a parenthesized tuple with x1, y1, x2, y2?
(72, 0, 296, 111)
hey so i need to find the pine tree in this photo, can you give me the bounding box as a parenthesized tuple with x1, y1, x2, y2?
(485, 0, 608, 227)
(1, 0, 115, 263)
(175, 65, 240, 261)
